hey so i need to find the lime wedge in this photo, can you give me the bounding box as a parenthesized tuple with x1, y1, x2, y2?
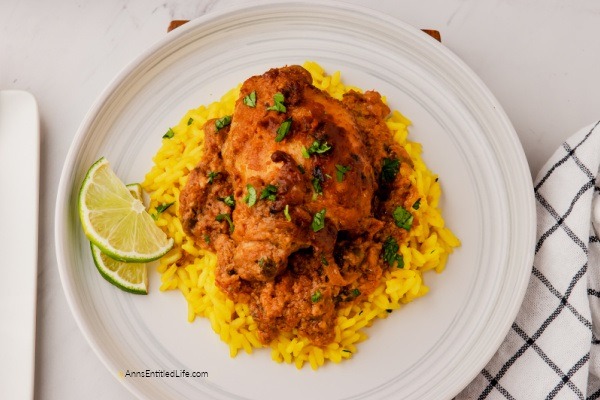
(89, 181, 149, 294)
(90, 242, 148, 294)
(78, 157, 173, 262)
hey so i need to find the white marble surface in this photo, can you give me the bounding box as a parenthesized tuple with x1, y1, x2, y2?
(2, 0, 600, 398)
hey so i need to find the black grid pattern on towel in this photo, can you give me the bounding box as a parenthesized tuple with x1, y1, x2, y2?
(457, 121, 600, 400)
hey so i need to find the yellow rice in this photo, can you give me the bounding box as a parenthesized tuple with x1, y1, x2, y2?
(142, 61, 461, 370)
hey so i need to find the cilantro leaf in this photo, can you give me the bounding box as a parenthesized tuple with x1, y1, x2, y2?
(311, 290, 322, 303)
(162, 127, 175, 139)
(273, 92, 284, 104)
(412, 198, 421, 210)
(151, 202, 174, 220)
(156, 202, 174, 214)
(243, 184, 257, 207)
(275, 118, 292, 142)
(301, 146, 310, 159)
(335, 164, 351, 182)
(382, 236, 404, 268)
(307, 140, 332, 155)
(311, 208, 326, 232)
(219, 195, 235, 208)
(215, 213, 234, 233)
(266, 92, 286, 112)
(215, 115, 232, 130)
(381, 157, 400, 182)
(392, 206, 413, 230)
(312, 177, 323, 195)
(260, 184, 278, 201)
(243, 90, 257, 107)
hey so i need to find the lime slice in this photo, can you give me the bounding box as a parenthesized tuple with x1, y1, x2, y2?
(90, 242, 148, 294)
(78, 157, 173, 262)
(89, 182, 149, 294)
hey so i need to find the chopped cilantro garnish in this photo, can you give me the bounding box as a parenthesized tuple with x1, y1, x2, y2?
(275, 118, 292, 142)
(311, 208, 326, 232)
(302, 141, 332, 158)
(392, 206, 413, 230)
(266, 92, 286, 112)
(269, 102, 286, 113)
(151, 202, 174, 220)
(215, 115, 232, 130)
(397, 255, 405, 268)
(382, 236, 404, 268)
(155, 202, 174, 214)
(306, 140, 332, 156)
(243, 184, 257, 207)
(320, 255, 329, 266)
(162, 127, 175, 139)
(412, 198, 421, 210)
(215, 213, 234, 233)
(260, 184, 278, 201)
(243, 90, 257, 107)
(335, 164, 351, 182)
(207, 171, 220, 184)
(219, 195, 235, 208)
(381, 157, 400, 182)
(203, 234, 210, 244)
(312, 177, 323, 195)
(311, 290, 322, 303)
(284, 204, 291, 221)
(301, 146, 310, 159)
(187, 117, 194, 126)
(351, 288, 361, 297)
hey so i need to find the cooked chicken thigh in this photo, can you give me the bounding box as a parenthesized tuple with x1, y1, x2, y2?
(179, 65, 417, 345)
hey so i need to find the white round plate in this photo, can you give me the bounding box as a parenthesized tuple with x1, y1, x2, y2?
(55, 2, 535, 399)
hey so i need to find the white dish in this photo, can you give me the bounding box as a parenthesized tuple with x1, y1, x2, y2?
(0, 90, 39, 399)
(55, 3, 535, 399)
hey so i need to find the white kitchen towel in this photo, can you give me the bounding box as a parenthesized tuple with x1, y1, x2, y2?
(457, 121, 600, 400)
